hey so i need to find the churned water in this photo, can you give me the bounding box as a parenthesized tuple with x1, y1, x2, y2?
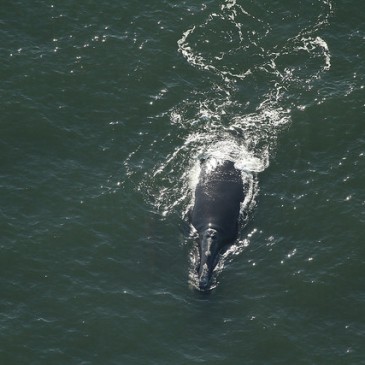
(1, 0, 364, 364)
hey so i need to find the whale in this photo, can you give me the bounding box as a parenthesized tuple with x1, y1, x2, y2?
(190, 157, 245, 290)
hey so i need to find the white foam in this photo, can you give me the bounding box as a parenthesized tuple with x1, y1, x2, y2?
(144, 0, 333, 222)
(172, 0, 335, 290)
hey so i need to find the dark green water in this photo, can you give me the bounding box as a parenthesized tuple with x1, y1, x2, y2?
(1, 0, 364, 364)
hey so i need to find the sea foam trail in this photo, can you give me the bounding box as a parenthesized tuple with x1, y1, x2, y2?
(172, 0, 334, 289)
(131, 0, 333, 219)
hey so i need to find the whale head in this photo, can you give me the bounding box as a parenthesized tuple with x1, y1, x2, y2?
(197, 227, 223, 291)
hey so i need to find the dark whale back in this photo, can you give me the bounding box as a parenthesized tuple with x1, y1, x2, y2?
(191, 159, 245, 243)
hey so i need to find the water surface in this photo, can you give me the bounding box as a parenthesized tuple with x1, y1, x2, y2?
(1, 0, 364, 364)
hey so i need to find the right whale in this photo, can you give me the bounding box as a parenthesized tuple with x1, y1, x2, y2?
(190, 157, 246, 291)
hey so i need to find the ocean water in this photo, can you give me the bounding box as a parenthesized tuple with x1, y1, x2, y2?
(1, 0, 364, 364)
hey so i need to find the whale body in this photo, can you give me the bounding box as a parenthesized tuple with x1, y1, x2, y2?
(190, 158, 245, 290)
